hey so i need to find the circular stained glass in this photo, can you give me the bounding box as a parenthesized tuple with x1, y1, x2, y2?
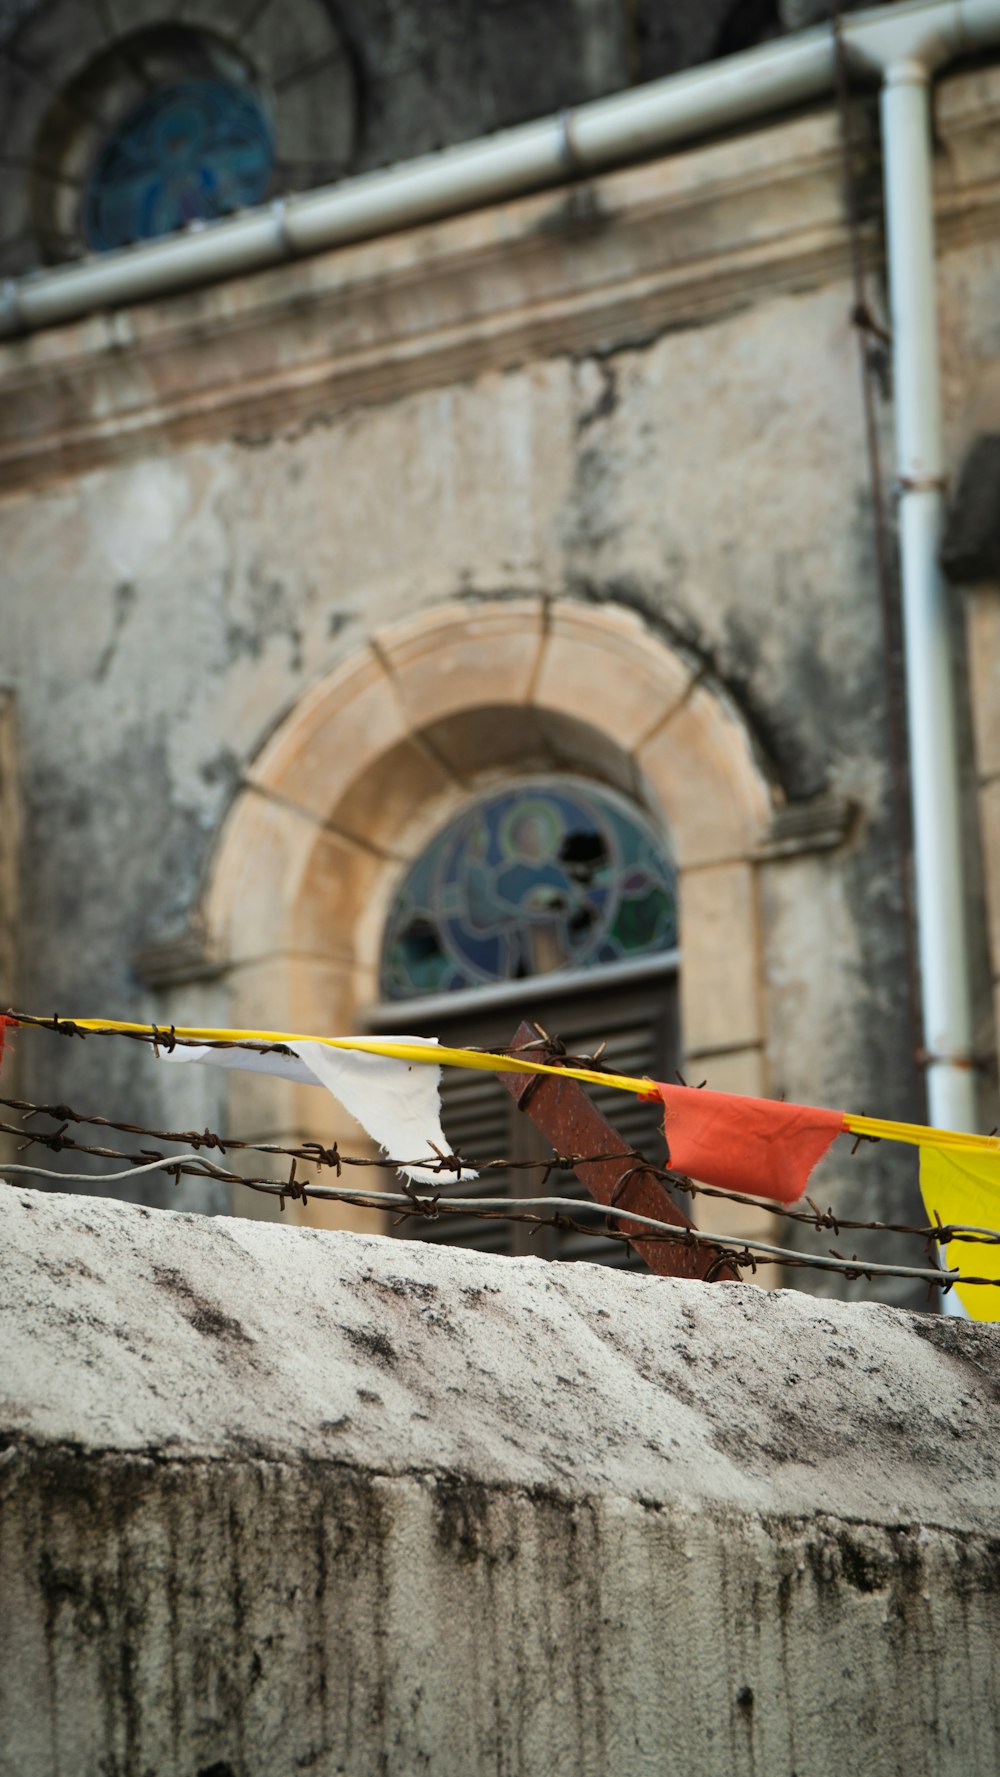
(82, 78, 274, 252)
(381, 780, 678, 1000)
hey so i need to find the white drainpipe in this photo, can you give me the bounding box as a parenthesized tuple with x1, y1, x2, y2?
(879, 57, 977, 1141)
(850, 13, 993, 1307)
(1, 4, 996, 1168)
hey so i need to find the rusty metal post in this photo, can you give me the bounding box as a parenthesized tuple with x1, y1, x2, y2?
(498, 1021, 736, 1282)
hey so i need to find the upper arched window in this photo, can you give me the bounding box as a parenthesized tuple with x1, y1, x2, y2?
(2, 8, 355, 273)
(82, 72, 274, 252)
(380, 778, 678, 1002)
(27, 27, 276, 259)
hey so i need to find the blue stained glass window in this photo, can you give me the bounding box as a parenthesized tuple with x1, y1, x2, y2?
(82, 78, 273, 252)
(380, 780, 678, 1001)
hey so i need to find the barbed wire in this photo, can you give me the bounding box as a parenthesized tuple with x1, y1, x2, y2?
(2, 1095, 998, 1297)
(3, 1095, 997, 1247)
(4, 1013, 623, 1073)
(0, 1151, 985, 1290)
(5, 1012, 299, 1054)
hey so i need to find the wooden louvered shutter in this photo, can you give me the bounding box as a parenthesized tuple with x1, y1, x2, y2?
(395, 975, 679, 1267)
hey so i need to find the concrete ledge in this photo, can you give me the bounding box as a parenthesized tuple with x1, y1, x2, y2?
(1, 1190, 999, 1774)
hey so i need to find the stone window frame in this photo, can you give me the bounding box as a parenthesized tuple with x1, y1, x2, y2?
(201, 598, 776, 1249)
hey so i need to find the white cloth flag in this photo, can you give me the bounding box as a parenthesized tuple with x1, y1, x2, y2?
(160, 1036, 475, 1185)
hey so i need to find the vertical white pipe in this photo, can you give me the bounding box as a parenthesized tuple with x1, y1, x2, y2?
(880, 58, 976, 1310)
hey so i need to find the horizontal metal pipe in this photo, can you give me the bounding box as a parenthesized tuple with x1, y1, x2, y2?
(4, 0, 998, 339)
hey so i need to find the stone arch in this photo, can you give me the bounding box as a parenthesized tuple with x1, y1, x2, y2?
(203, 599, 774, 1226)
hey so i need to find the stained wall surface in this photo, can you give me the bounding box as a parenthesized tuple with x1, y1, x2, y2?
(2, 66, 1000, 1301)
(1, 1189, 999, 1777)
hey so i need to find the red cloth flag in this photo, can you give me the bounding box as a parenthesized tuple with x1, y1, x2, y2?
(645, 1083, 847, 1205)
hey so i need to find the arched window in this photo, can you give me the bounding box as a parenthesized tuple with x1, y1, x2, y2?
(82, 66, 274, 253)
(4, 9, 355, 273)
(376, 778, 681, 1266)
(381, 778, 677, 997)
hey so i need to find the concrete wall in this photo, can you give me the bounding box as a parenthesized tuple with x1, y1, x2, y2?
(1, 1188, 999, 1776)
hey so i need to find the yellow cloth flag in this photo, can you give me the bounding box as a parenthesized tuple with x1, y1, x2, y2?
(919, 1145, 1000, 1320)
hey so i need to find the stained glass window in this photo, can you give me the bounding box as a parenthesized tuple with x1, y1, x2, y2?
(381, 780, 678, 1000)
(82, 78, 274, 252)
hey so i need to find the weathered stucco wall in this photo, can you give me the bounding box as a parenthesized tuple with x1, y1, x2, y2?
(1, 1189, 999, 1776)
(2, 70, 1000, 1291)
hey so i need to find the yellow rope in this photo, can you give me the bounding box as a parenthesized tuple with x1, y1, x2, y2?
(26, 1017, 1000, 1158)
(844, 1112, 1000, 1154)
(60, 1018, 650, 1096)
